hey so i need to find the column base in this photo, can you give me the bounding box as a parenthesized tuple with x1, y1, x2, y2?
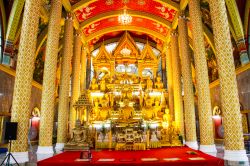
(37, 146, 54, 154)
(224, 150, 248, 162)
(186, 141, 198, 150)
(199, 144, 217, 156)
(55, 143, 64, 152)
(5, 151, 29, 164)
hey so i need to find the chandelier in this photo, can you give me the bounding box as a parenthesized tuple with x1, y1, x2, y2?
(118, 7, 132, 25)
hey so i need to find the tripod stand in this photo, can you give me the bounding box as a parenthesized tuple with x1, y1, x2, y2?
(0, 140, 19, 166)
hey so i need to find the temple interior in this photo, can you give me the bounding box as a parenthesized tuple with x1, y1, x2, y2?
(0, 0, 250, 165)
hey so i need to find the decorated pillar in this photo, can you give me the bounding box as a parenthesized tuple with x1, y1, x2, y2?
(10, 0, 41, 163)
(225, 0, 249, 65)
(161, 54, 167, 89)
(165, 44, 174, 119)
(69, 31, 82, 133)
(86, 54, 91, 89)
(37, 0, 62, 155)
(178, 11, 198, 150)
(80, 47, 87, 91)
(209, 0, 248, 161)
(189, 0, 216, 154)
(55, 13, 73, 152)
(170, 30, 184, 137)
(2, 0, 25, 66)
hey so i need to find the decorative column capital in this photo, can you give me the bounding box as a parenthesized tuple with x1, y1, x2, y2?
(170, 30, 178, 37)
(178, 10, 187, 20)
(66, 12, 73, 20)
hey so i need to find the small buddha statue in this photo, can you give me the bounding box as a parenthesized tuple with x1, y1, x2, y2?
(163, 108, 171, 123)
(155, 76, 163, 89)
(119, 99, 134, 120)
(142, 98, 154, 120)
(100, 78, 106, 91)
(146, 76, 153, 90)
(92, 101, 100, 121)
(66, 121, 86, 146)
(150, 132, 159, 142)
(169, 121, 181, 145)
(153, 100, 161, 119)
(90, 78, 99, 90)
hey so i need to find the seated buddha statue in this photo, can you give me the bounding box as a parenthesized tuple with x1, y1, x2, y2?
(92, 101, 100, 121)
(100, 78, 106, 91)
(163, 108, 171, 123)
(90, 78, 99, 90)
(150, 132, 159, 142)
(99, 96, 110, 121)
(155, 76, 163, 89)
(146, 76, 153, 90)
(169, 121, 181, 145)
(119, 99, 134, 120)
(153, 100, 161, 119)
(142, 97, 154, 120)
(66, 121, 86, 146)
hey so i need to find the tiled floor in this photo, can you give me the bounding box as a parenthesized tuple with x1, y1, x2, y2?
(0, 144, 249, 166)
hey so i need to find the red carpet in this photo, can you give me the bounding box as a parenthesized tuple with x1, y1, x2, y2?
(38, 147, 224, 166)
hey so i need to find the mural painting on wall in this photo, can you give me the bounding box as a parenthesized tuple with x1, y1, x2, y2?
(200, 1, 212, 31)
(205, 43, 218, 83)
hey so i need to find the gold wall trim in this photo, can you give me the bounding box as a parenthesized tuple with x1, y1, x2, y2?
(209, 62, 250, 88)
(0, 64, 42, 90)
(80, 10, 172, 29)
(86, 26, 166, 42)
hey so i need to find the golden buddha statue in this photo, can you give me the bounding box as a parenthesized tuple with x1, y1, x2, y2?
(153, 100, 161, 119)
(155, 76, 163, 89)
(163, 108, 171, 123)
(66, 121, 87, 146)
(119, 99, 134, 121)
(100, 78, 106, 91)
(146, 76, 153, 90)
(169, 121, 181, 145)
(142, 97, 154, 120)
(99, 94, 110, 121)
(90, 78, 99, 90)
(92, 101, 100, 121)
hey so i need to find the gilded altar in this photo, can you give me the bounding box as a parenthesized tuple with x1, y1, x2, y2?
(66, 33, 182, 150)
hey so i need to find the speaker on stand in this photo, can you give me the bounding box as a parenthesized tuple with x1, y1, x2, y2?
(0, 122, 19, 166)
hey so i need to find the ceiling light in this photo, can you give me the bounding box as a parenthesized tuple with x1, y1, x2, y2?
(118, 6, 132, 25)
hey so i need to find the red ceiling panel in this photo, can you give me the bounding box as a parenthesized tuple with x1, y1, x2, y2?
(75, 0, 177, 23)
(83, 16, 169, 37)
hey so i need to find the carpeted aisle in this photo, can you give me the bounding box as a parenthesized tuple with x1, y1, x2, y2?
(38, 147, 224, 166)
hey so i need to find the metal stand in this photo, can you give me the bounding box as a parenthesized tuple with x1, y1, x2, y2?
(0, 140, 19, 166)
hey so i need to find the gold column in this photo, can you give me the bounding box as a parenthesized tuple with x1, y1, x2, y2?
(189, 0, 216, 153)
(55, 13, 73, 151)
(69, 31, 82, 132)
(178, 11, 198, 149)
(80, 47, 87, 91)
(170, 30, 184, 137)
(209, 0, 248, 161)
(38, 0, 62, 153)
(166, 44, 174, 119)
(10, 0, 41, 158)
